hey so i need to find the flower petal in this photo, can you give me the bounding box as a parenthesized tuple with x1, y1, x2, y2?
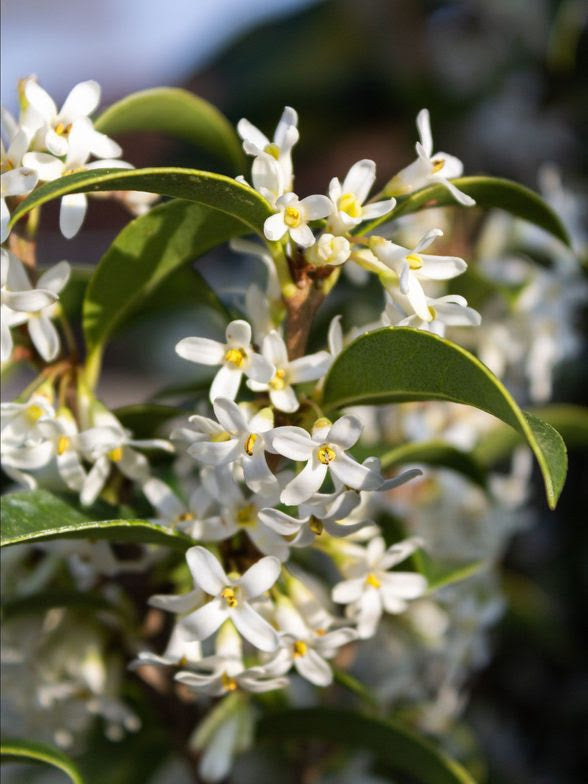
(264, 212, 288, 242)
(328, 415, 362, 450)
(36, 260, 71, 294)
(332, 577, 364, 604)
(175, 336, 225, 365)
(418, 253, 467, 280)
(271, 426, 313, 461)
(342, 159, 375, 204)
(290, 223, 315, 248)
(300, 194, 332, 220)
(288, 351, 332, 383)
(181, 598, 227, 641)
(28, 314, 60, 361)
(210, 365, 242, 402)
(416, 109, 433, 158)
(329, 451, 381, 491)
(269, 384, 299, 413)
(186, 545, 229, 595)
(22, 151, 63, 182)
(281, 458, 327, 505)
(230, 603, 278, 652)
(59, 192, 87, 239)
(380, 571, 428, 600)
(238, 555, 281, 599)
(60, 80, 101, 120)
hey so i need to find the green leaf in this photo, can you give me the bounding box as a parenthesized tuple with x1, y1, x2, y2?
(364, 176, 570, 246)
(256, 708, 475, 784)
(0, 489, 192, 550)
(1, 738, 84, 784)
(322, 328, 567, 509)
(10, 167, 273, 236)
(1, 590, 117, 621)
(94, 87, 245, 174)
(81, 198, 240, 381)
(413, 550, 486, 592)
(113, 404, 182, 439)
(380, 440, 488, 489)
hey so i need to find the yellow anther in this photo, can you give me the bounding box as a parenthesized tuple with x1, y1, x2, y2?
(293, 640, 308, 658)
(406, 253, 423, 270)
(427, 306, 437, 321)
(432, 158, 445, 173)
(178, 512, 194, 522)
(264, 143, 281, 160)
(313, 417, 331, 431)
(236, 503, 257, 528)
(54, 121, 72, 136)
(314, 628, 326, 637)
(221, 672, 238, 692)
(211, 431, 231, 443)
(338, 192, 362, 219)
(221, 587, 238, 608)
(284, 206, 301, 228)
(244, 433, 258, 456)
(365, 573, 381, 589)
(57, 435, 70, 456)
(224, 347, 247, 368)
(269, 367, 288, 391)
(317, 444, 336, 465)
(2, 159, 14, 173)
(178, 655, 188, 667)
(26, 404, 44, 423)
(108, 446, 123, 463)
(309, 516, 324, 535)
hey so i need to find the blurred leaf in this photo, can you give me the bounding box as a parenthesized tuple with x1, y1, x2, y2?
(94, 86, 245, 174)
(58, 266, 93, 325)
(1, 590, 117, 621)
(113, 404, 182, 439)
(257, 708, 475, 784)
(0, 489, 192, 550)
(380, 440, 488, 489)
(1, 739, 84, 784)
(365, 177, 570, 246)
(413, 550, 486, 592)
(322, 328, 567, 509)
(332, 668, 380, 710)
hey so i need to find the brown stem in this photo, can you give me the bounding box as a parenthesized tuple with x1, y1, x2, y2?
(283, 249, 333, 360)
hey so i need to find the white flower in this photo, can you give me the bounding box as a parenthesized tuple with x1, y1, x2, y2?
(387, 109, 475, 206)
(327, 159, 395, 235)
(1, 130, 38, 242)
(270, 416, 383, 505)
(383, 292, 481, 336)
(4, 258, 71, 361)
(247, 330, 332, 413)
(175, 621, 288, 696)
(370, 229, 467, 321)
(238, 106, 299, 192)
(179, 546, 280, 653)
(332, 536, 427, 638)
(1, 394, 56, 486)
(306, 233, 352, 267)
(143, 475, 222, 539)
(264, 192, 331, 248)
(131, 622, 202, 669)
(267, 599, 356, 687)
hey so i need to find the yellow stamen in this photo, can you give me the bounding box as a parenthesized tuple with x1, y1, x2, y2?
(269, 367, 287, 391)
(26, 404, 44, 423)
(365, 573, 381, 589)
(54, 121, 72, 136)
(338, 192, 362, 219)
(427, 306, 437, 321)
(224, 347, 247, 368)
(406, 253, 423, 270)
(293, 640, 308, 658)
(244, 433, 258, 456)
(221, 587, 238, 608)
(236, 503, 257, 528)
(264, 143, 280, 160)
(221, 672, 238, 692)
(108, 446, 123, 463)
(317, 444, 336, 465)
(179, 655, 188, 667)
(2, 159, 14, 173)
(178, 512, 194, 522)
(309, 516, 324, 535)
(57, 435, 70, 456)
(314, 628, 326, 637)
(284, 206, 301, 228)
(432, 158, 445, 173)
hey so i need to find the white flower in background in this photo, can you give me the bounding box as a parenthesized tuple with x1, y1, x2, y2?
(327, 159, 395, 235)
(270, 416, 383, 505)
(248, 330, 332, 413)
(132, 622, 202, 669)
(143, 475, 223, 540)
(1, 250, 58, 361)
(263, 191, 331, 248)
(306, 233, 352, 267)
(248, 151, 285, 208)
(387, 109, 475, 206)
(1, 130, 38, 242)
(175, 621, 288, 696)
(179, 546, 280, 653)
(4, 259, 71, 361)
(238, 106, 299, 191)
(1, 393, 55, 450)
(370, 229, 467, 321)
(332, 537, 427, 638)
(23, 121, 132, 239)
(175, 319, 274, 403)
(267, 598, 356, 687)
(383, 292, 481, 336)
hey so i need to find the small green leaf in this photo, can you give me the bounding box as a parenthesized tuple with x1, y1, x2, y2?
(256, 708, 475, 784)
(322, 328, 567, 509)
(380, 440, 488, 489)
(1, 738, 84, 784)
(10, 167, 273, 236)
(363, 176, 570, 246)
(0, 489, 192, 550)
(94, 87, 245, 174)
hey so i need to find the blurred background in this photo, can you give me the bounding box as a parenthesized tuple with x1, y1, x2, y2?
(2, 1, 587, 782)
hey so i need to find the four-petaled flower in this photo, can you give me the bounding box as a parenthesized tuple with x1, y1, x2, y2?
(264, 191, 331, 248)
(327, 159, 395, 235)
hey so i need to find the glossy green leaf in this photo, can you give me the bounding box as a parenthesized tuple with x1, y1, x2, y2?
(380, 440, 487, 488)
(1, 738, 84, 784)
(322, 328, 567, 509)
(10, 167, 273, 236)
(256, 708, 475, 784)
(0, 489, 192, 550)
(362, 176, 570, 246)
(95, 87, 245, 174)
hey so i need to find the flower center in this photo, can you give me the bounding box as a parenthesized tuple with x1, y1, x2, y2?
(236, 503, 257, 528)
(2, 158, 15, 173)
(221, 672, 238, 691)
(284, 206, 302, 228)
(221, 587, 239, 608)
(54, 121, 72, 137)
(309, 516, 324, 535)
(108, 446, 123, 462)
(365, 573, 381, 588)
(269, 367, 288, 390)
(264, 143, 281, 160)
(293, 640, 308, 657)
(338, 192, 362, 219)
(25, 404, 44, 423)
(244, 433, 258, 456)
(317, 444, 336, 465)
(406, 253, 423, 270)
(178, 512, 194, 522)
(57, 435, 70, 455)
(224, 347, 247, 368)
(431, 158, 445, 173)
